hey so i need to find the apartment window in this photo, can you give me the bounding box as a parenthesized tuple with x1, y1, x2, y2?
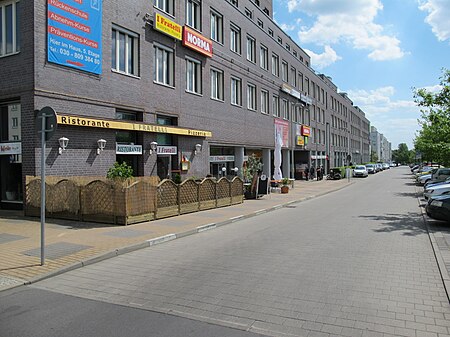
(154, 44, 174, 86)
(285, 43, 290, 51)
(230, 23, 241, 54)
(257, 19, 264, 28)
(277, 36, 282, 44)
(231, 77, 242, 106)
(210, 10, 223, 43)
(268, 28, 273, 37)
(230, 0, 238, 7)
(292, 103, 298, 123)
(210, 68, 224, 101)
(281, 60, 288, 82)
(293, 50, 297, 58)
(186, 57, 202, 94)
(282, 99, 289, 120)
(111, 25, 139, 76)
(259, 45, 268, 70)
(186, 0, 201, 30)
(298, 72, 303, 91)
(261, 90, 269, 114)
(0, 1, 20, 56)
(271, 53, 279, 77)
(246, 35, 256, 63)
(290, 67, 296, 87)
(245, 7, 253, 20)
(154, 0, 174, 16)
(247, 84, 256, 110)
(272, 95, 280, 117)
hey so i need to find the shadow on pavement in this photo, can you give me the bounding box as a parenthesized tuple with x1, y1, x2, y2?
(360, 213, 426, 236)
(395, 192, 419, 198)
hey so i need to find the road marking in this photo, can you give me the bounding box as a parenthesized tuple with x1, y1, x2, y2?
(147, 234, 176, 246)
(197, 223, 217, 233)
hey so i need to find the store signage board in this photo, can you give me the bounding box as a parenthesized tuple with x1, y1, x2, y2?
(47, 0, 102, 74)
(281, 83, 301, 100)
(209, 156, 235, 162)
(183, 26, 213, 57)
(157, 146, 177, 155)
(57, 114, 212, 137)
(301, 125, 311, 137)
(116, 144, 142, 155)
(0, 142, 21, 155)
(154, 13, 182, 40)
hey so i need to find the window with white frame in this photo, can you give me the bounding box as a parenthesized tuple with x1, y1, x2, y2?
(186, 57, 202, 94)
(281, 60, 288, 82)
(0, 0, 20, 57)
(272, 95, 280, 117)
(282, 99, 289, 120)
(247, 83, 256, 110)
(292, 103, 298, 123)
(230, 23, 241, 54)
(210, 10, 223, 43)
(261, 90, 269, 114)
(210, 68, 223, 101)
(246, 35, 256, 63)
(260, 45, 268, 70)
(231, 77, 242, 106)
(154, 0, 174, 16)
(271, 53, 279, 77)
(290, 67, 296, 87)
(111, 25, 139, 76)
(186, 0, 201, 30)
(154, 44, 174, 86)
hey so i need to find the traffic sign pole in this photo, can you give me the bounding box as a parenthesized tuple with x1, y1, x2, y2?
(40, 113, 46, 265)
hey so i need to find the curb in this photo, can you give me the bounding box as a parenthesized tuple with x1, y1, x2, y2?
(415, 185, 450, 303)
(3, 181, 352, 290)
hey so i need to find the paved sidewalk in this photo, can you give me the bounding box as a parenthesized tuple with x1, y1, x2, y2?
(0, 179, 349, 290)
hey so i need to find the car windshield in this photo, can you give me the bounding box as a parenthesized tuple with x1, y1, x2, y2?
(355, 166, 366, 170)
(366, 165, 374, 168)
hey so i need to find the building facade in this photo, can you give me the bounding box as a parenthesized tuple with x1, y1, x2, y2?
(0, 0, 372, 209)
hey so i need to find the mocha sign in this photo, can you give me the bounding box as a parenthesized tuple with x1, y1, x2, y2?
(182, 26, 213, 57)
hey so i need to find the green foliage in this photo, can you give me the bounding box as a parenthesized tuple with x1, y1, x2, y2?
(281, 177, 289, 186)
(392, 143, 414, 164)
(370, 151, 378, 163)
(172, 173, 181, 184)
(106, 161, 134, 180)
(243, 154, 263, 182)
(413, 68, 450, 166)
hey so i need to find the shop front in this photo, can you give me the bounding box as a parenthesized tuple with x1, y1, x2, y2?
(0, 102, 22, 209)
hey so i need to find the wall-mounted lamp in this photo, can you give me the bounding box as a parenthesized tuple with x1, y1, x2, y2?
(232, 167, 239, 174)
(97, 139, 106, 155)
(221, 166, 226, 175)
(58, 137, 69, 155)
(149, 141, 158, 154)
(194, 143, 202, 155)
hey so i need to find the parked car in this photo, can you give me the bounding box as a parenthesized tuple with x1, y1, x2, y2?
(365, 164, 376, 174)
(375, 163, 383, 172)
(425, 177, 450, 189)
(431, 168, 450, 184)
(424, 182, 450, 199)
(353, 165, 368, 178)
(417, 173, 433, 186)
(382, 163, 390, 170)
(426, 195, 450, 223)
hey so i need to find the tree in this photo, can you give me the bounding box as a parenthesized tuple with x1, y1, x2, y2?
(413, 68, 450, 166)
(392, 143, 414, 164)
(370, 150, 378, 163)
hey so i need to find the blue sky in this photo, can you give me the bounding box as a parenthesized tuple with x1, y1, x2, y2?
(273, 0, 450, 150)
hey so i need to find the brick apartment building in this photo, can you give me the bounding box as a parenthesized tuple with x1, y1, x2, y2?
(0, 0, 371, 209)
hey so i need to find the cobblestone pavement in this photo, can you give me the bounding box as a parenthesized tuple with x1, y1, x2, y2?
(32, 168, 450, 337)
(0, 178, 349, 288)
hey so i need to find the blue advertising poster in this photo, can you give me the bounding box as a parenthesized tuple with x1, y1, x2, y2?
(47, 0, 102, 74)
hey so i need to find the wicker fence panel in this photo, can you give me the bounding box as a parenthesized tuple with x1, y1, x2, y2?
(179, 179, 199, 214)
(25, 178, 46, 217)
(216, 177, 231, 207)
(156, 179, 179, 219)
(230, 177, 244, 205)
(123, 181, 156, 224)
(199, 178, 216, 210)
(47, 179, 80, 218)
(81, 180, 116, 223)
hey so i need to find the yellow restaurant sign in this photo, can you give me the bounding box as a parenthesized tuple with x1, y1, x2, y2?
(154, 13, 182, 40)
(57, 115, 212, 137)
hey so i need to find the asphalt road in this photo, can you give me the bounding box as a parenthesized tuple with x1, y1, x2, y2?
(2, 167, 450, 337)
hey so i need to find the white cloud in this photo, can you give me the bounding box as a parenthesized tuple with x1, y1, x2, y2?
(346, 86, 421, 148)
(304, 46, 342, 69)
(421, 84, 443, 93)
(279, 23, 296, 32)
(289, 0, 404, 63)
(419, 0, 450, 42)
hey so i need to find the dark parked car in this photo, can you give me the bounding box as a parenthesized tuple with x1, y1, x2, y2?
(426, 195, 450, 223)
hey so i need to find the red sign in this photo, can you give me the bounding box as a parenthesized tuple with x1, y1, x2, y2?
(301, 125, 311, 137)
(182, 26, 213, 57)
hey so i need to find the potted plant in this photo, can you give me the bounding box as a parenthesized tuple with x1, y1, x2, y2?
(280, 177, 290, 193)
